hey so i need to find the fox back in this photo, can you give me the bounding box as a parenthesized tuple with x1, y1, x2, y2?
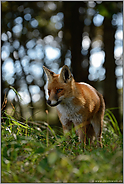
(43, 65, 105, 147)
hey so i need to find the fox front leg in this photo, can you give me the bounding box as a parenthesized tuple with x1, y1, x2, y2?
(62, 121, 73, 137)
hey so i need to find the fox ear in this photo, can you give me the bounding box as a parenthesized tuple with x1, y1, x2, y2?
(43, 66, 54, 82)
(59, 65, 73, 83)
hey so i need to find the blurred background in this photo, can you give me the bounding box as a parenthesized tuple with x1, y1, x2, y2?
(1, 1, 123, 132)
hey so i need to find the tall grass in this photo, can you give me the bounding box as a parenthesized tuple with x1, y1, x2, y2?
(1, 105, 123, 183)
(105, 108, 122, 136)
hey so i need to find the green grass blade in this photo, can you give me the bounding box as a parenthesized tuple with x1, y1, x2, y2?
(10, 86, 23, 101)
(105, 109, 121, 135)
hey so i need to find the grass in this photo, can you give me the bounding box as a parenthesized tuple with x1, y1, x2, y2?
(1, 108, 123, 183)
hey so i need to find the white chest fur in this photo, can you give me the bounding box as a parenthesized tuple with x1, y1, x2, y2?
(56, 97, 83, 126)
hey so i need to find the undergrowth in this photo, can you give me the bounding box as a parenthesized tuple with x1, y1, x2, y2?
(1, 93, 123, 182)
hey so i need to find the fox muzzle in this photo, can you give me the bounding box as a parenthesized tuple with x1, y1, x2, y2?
(47, 99, 62, 107)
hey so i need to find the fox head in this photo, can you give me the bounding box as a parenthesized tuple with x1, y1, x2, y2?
(43, 65, 74, 107)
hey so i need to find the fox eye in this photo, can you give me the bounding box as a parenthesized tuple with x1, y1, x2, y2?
(48, 89, 51, 95)
(56, 89, 63, 94)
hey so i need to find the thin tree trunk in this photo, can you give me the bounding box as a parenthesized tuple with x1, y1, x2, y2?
(103, 17, 121, 130)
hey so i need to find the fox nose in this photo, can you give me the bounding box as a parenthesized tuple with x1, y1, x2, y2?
(47, 99, 51, 106)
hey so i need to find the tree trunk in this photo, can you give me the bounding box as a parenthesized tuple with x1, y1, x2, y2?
(62, 2, 88, 82)
(103, 17, 121, 130)
(70, 2, 83, 82)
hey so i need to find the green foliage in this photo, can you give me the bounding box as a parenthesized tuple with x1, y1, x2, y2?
(1, 110, 123, 183)
(96, 2, 122, 18)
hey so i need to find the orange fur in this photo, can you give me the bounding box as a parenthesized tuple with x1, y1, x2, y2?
(43, 65, 105, 147)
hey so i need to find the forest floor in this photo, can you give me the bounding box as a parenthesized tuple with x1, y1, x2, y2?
(1, 110, 123, 183)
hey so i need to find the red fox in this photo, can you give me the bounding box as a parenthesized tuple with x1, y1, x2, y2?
(43, 65, 105, 147)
